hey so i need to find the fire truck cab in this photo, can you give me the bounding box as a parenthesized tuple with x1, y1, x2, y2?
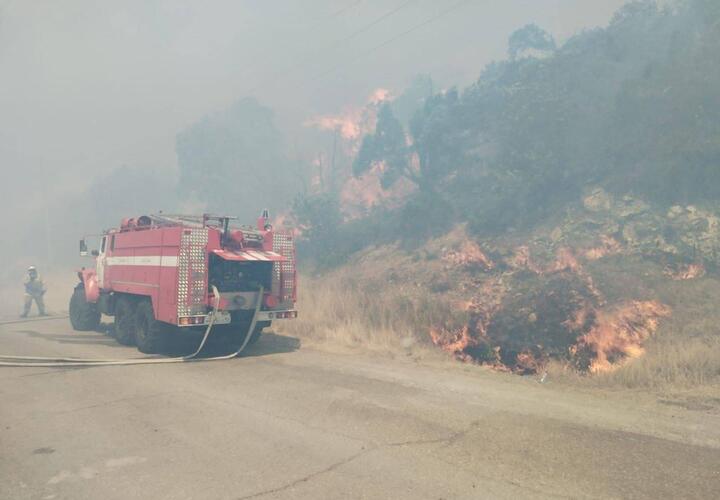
(69, 213, 297, 353)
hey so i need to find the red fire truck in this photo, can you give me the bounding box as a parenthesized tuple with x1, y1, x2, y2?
(69, 213, 297, 353)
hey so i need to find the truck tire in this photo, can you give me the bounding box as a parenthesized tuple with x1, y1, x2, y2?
(113, 296, 136, 346)
(134, 300, 167, 354)
(69, 284, 101, 331)
(248, 321, 271, 346)
(213, 321, 267, 349)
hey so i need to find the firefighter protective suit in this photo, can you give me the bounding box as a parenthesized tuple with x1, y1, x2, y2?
(22, 267, 46, 317)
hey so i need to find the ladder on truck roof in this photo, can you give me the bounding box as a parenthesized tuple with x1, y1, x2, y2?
(149, 214, 265, 240)
(149, 214, 238, 228)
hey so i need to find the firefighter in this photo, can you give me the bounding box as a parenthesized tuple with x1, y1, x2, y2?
(21, 266, 47, 317)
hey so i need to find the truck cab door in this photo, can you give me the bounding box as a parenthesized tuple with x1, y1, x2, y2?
(96, 236, 107, 289)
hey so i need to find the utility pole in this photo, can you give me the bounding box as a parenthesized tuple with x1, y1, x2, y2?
(316, 152, 325, 191)
(329, 126, 339, 192)
(40, 162, 52, 267)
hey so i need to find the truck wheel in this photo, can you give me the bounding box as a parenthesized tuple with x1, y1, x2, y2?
(69, 284, 101, 331)
(113, 296, 136, 346)
(134, 300, 167, 354)
(209, 321, 265, 350)
(247, 321, 270, 346)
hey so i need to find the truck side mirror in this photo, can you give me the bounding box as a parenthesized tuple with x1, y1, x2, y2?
(80, 239, 88, 257)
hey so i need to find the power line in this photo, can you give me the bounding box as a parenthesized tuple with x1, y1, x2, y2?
(307, 0, 473, 86)
(307, 0, 365, 25)
(243, 0, 418, 96)
(333, 0, 416, 47)
(329, 0, 364, 19)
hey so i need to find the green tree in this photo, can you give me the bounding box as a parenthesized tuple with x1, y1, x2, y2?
(176, 98, 298, 218)
(508, 24, 556, 59)
(353, 104, 413, 189)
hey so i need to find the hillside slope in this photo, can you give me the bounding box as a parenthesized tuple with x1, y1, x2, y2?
(285, 1, 720, 384)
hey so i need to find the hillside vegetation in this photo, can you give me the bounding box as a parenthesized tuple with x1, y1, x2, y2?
(284, 0, 720, 387)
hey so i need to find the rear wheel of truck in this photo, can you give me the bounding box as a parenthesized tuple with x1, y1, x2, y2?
(134, 300, 167, 354)
(69, 284, 101, 331)
(247, 321, 270, 346)
(113, 296, 136, 346)
(210, 321, 267, 350)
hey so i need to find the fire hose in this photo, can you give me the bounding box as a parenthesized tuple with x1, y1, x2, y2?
(0, 285, 262, 368)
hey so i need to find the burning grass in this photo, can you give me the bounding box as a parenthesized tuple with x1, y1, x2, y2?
(596, 274, 720, 388)
(286, 220, 720, 388)
(571, 301, 671, 374)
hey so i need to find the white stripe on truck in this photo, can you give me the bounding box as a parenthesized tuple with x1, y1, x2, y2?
(106, 256, 178, 267)
(245, 251, 269, 261)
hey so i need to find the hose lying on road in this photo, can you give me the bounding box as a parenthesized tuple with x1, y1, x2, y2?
(0, 315, 70, 326)
(0, 286, 262, 368)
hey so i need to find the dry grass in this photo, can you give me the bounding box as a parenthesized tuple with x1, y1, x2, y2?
(276, 271, 453, 358)
(593, 285, 720, 390)
(547, 275, 720, 391)
(279, 264, 720, 392)
(545, 336, 720, 390)
(600, 336, 720, 388)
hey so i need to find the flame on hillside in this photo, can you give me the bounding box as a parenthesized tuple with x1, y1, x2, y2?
(340, 162, 415, 219)
(515, 351, 547, 374)
(302, 88, 415, 219)
(584, 235, 623, 260)
(443, 241, 494, 269)
(430, 238, 671, 374)
(572, 301, 671, 373)
(664, 263, 706, 280)
(548, 247, 582, 273)
(506, 246, 544, 273)
(430, 279, 506, 365)
(507, 245, 602, 302)
(304, 88, 391, 143)
(429, 326, 476, 363)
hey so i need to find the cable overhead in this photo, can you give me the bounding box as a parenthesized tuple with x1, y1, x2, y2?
(307, 0, 365, 27)
(334, 0, 416, 46)
(307, 0, 473, 85)
(243, 0, 418, 96)
(329, 0, 365, 19)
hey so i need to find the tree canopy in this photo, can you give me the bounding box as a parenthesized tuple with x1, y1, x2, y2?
(348, 0, 720, 236)
(176, 97, 298, 218)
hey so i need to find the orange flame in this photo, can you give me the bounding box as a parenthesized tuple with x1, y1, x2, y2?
(515, 351, 546, 374)
(548, 247, 581, 273)
(304, 88, 391, 142)
(339, 162, 416, 220)
(506, 246, 544, 274)
(429, 279, 506, 364)
(509, 246, 603, 302)
(584, 235, 623, 261)
(664, 263, 706, 280)
(429, 326, 477, 363)
(563, 303, 594, 331)
(573, 301, 671, 373)
(443, 241, 494, 270)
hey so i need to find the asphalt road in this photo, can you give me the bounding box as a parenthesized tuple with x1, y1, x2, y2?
(1, 316, 719, 499)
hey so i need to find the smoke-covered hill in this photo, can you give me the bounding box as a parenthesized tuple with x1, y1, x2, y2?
(297, 0, 720, 249)
(284, 0, 720, 382)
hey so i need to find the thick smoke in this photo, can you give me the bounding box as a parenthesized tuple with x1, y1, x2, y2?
(0, 0, 625, 316)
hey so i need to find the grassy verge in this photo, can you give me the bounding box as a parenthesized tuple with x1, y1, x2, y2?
(276, 271, 452, 359)
(595, 275, 720, 389)
(279, 266, 720, 392)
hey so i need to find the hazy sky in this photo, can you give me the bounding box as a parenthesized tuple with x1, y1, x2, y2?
(0, 0, 627, 214)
